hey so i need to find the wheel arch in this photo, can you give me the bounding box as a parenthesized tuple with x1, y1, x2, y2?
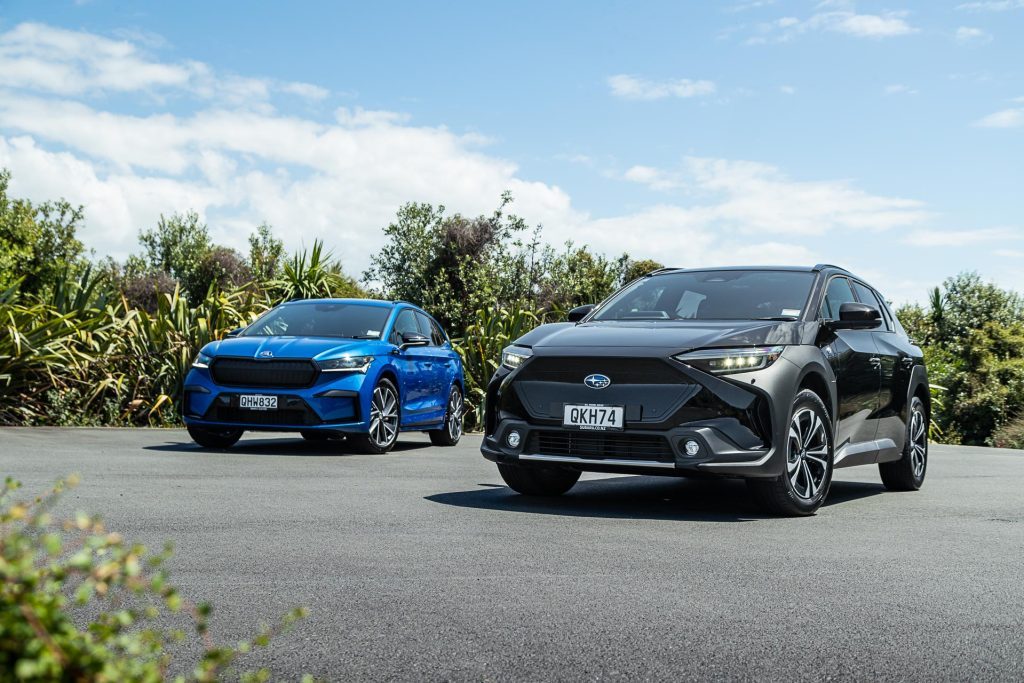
(796, 366, 835, 423)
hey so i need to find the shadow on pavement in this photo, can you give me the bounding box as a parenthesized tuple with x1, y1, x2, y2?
(143, 436, 433, 457)
(427, 476, 887, 522)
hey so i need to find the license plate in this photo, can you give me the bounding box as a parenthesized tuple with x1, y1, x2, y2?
(239, 395, 277, 411)
(562, 404, 624, 431)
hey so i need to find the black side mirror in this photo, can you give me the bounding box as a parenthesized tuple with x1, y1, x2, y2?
(226, 327, 244, 338)
(399, 332, 430, 349)
(828, 302, 882, 330)
(567, 304, 595, 323)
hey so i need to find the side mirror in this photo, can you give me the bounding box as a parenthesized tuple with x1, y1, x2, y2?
(226, 327, 244, 338)
(567, 304, 595, 323)
(827, 302, 882, 330)
(399, 332, 430, 349)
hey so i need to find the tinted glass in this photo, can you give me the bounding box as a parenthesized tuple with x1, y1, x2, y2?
(242, 303, 391, 339)
(820, 278, 857, 320)
(851, 281, 890, 330)
(415, 312, 437, 346)
(591, 270, 814, 322)
(392, 309, 420, 343)
(429, 318, 447, 346)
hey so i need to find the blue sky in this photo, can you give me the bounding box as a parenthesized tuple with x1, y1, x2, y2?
(1, 0, 1021, 303)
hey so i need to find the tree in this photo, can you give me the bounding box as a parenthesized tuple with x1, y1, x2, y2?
(137, 211, 212, 302)
(0, 169, 87, 295)
(248, 222, 284, 283)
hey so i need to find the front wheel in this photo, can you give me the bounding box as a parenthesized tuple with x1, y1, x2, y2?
(429, 385, 463, 446)
(497, 463, 581, 497)
(187, 424, 243, 449)
(879, 395, 928, 491)
(747, 389, 834, 516)
(350, 378, 400, 454)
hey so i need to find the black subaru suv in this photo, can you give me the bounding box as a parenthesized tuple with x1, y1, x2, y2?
(480, 265, 929, 516)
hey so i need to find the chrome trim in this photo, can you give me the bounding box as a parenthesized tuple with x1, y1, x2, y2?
(697, 449, 774, 468)
(519, 453, 676, 469)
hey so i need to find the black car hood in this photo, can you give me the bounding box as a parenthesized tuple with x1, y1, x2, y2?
(516, 320, 810, 353)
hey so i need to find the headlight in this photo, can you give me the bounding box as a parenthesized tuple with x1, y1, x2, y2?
(318, 355, 374, 373)
(674, 346, 784, 375)
(501, 346, 532, 370)
(192, 352, 212, 369)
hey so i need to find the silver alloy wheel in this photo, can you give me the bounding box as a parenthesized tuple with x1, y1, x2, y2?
(787, 407, 830, 500)
(368, 384, 399, 448)
(447, 389, 463, 441)
(910, 407, 927, 478)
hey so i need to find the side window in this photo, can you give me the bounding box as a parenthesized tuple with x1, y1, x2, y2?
(430, 319, 447, 346)
(414, 312, 437, 346)
(820, 277, 856, 320)
(851, 281, 891, 331)
(391, 309, 419, 344)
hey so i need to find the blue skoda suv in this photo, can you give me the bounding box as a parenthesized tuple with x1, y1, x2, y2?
(182, 299, 465, 453)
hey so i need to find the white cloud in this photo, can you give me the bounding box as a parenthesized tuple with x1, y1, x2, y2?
(779, 85, 797, 95)
(885, 84, 919, 95)
(748, 7, 918, 43)
(955, 26, 992, 43)
(957, 1, 1024, 10)
(903, 227, 1022, 247)
(607, 74, 716, 100)
(974, 108, 1024, 128)
(280, 81, 330, 100)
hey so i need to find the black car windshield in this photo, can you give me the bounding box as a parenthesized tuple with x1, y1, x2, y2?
(591, 270, 815, 322)
(241, 303, 392, 339)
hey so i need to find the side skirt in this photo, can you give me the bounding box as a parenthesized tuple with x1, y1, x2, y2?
(834, 438, 899, 468)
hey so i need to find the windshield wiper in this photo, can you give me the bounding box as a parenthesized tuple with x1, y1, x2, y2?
(349, 334, 381, 340)
(754, 316, 799, 321)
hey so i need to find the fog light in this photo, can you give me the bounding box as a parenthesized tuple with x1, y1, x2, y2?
(506, 430, 522, 448)
(684, 440, 701, 456)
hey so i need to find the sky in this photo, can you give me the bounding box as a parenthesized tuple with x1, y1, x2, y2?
(0, 0, 1021, 304)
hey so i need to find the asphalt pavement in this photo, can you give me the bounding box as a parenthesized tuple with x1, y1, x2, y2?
(2, 427, 1022, 681)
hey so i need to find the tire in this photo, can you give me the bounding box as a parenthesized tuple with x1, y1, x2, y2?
(300, 430, 330, 441)
(879, 395, 928, 491)
(747, 389, 834, 516)
(428, 385, 463, 447)
(187, 424, 243, 449)
(497, 463, 581, 497)
(350, 378, 400, 454)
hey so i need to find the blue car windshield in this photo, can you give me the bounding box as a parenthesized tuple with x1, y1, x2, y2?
(241, 303, 391, 339)
(592, 270, 816, 322)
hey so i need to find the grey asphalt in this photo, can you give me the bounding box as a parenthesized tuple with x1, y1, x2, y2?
(2, 428, 1023, 681)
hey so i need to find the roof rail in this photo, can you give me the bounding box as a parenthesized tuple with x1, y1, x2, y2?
(812, 263, 850, 273)
(645, 267, 683, 276)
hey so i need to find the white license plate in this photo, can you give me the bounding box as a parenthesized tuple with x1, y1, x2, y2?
(239, 395, 277, 411)
(562, 404, 624, 431)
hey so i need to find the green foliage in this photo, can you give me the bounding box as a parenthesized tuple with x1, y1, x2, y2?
(451, 303, 541, 430)
(992, 416, 1024, 450)
(269, 240, 366, 302)
(1, 476, 307, 681)
(137, 212, 215, 303)
(248, 224, 284, 283)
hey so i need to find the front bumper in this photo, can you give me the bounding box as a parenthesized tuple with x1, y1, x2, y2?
(481, 350, 805, 478)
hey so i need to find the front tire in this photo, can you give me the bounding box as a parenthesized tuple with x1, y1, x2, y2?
(747, 389, 834, 516)
(497, 463, 581, 497)
(428, 385, 463, 447)
(187, 424, 243, 449)
(879, 395, 928, 491)
(350, 378, 400, 454)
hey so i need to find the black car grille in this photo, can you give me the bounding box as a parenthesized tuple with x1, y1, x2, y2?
(207, 407, 314, 426)
(515, 357, 686, 385)
(210, 359, 318, 388)
(525, 430, 674, 462)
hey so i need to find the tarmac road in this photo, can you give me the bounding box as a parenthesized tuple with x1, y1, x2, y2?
(2, 427, 1023, 681)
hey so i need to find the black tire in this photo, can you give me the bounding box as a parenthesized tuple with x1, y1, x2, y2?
(187, 424, 243, 449)
(747, 389, 834, 517)
(879, 395, 928, 491)
(350, 378, 400, 454)
(300, 430, 330, 441)
(497, 463, 581, 497)
(428, 385, 464, 447)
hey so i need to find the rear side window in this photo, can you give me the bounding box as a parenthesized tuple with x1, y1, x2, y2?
(429, 319, 447, 346)
(820, 277, 856, 320)
(851, 281, 892, 331)
(415, 312, 444, 346)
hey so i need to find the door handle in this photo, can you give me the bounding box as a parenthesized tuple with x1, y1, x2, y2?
(901, 357, 914, 367)
(869, 357, 881, 367)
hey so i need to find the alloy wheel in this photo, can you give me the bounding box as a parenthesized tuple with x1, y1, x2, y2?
(787, 407, 830, 500)
(447, 390, 463, 441)
(369, 384, 399, 448)
(910, 407, 927, 478)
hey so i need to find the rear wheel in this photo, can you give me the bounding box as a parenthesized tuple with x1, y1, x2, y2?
(497, 463, 581, 497)
(879, 395, 928, 491)
(350, 378, 400, 454)
(747, 389, 834, 516)
(428, 385, 463, 447)
(187, 424, 243, 449)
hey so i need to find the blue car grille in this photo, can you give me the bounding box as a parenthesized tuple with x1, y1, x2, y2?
(210, 358, 318, 388)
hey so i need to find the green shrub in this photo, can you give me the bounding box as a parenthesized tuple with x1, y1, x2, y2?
(0, 476, 307, 681)
(992, 417, 1024, 450)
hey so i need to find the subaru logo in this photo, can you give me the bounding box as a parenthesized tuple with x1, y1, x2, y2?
(584, 374, 611, 389)
(258, 350, 274, 358)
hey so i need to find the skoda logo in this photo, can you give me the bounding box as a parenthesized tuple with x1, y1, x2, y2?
(258, 350, 274, 358)
(584, 374, 611, 389)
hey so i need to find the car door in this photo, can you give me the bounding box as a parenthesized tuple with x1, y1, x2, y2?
(852, 281, 912, 454)
(389, 308, 431, 423)
(818, 276, 882, 449)
(415, 312, 453, 423)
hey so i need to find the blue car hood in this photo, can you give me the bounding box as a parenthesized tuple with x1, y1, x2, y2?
(204, 336, 382, 360)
